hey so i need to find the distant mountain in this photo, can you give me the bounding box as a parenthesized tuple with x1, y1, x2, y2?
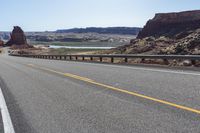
(56, 27, 142, 35)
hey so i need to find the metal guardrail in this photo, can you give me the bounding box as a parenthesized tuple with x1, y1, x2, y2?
(10, 54, 200, 65)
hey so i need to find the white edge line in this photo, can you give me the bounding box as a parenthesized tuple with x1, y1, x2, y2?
(0, 87, 15, 133)
(68, 61, 200, 76)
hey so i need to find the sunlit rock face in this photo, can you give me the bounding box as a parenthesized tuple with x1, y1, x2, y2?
(6, 26, 28, 46)
(137, 10, 200, 39)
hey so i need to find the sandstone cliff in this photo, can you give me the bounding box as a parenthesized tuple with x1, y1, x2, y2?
(137, 10, 200, 39)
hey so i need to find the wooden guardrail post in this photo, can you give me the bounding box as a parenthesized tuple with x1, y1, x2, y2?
(100, 57, 103, 62)
(191, 60, 196, 65)
(163, 59, 169, 65)
(82, 56, 85, 61)
(75, 56, 78, 60)
(125, 57, 128, 63)
(90, 57, 93, 61)
(69, 56, 72, 60)
(141, 58, 145, 63)
(111, 57, 114, 63)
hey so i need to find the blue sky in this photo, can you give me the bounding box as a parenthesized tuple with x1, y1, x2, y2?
(1, 0, 200, 31)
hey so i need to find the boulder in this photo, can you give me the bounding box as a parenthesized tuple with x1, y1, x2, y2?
(182, 60, 192, 66)
(137, 10, 200, 39)
(6, 26, 28, 46)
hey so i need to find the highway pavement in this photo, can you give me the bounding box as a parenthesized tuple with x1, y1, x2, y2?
(0, 52, 200, 132)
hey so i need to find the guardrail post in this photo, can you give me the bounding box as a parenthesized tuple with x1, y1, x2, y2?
(111, 57, 114, 63)
(82, 56, 85, 61)
(191, 60, 196, 65)
(125, 57, 128, 63)
(141, 58, 145, 63)
(60, 56, 62, 60)
(69, 56, 72, 60)
(90, 57, 93, 61)
(100, 57, 103, 62)
(75, 56, 78, 60)
(163, 59, 169, 65)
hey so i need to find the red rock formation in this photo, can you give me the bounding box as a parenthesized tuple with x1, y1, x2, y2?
(137, 10, 200, 39)
(6, 26, 28, 46)
(0, 40, 4, 46)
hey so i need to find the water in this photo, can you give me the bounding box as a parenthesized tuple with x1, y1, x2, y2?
(49, 45, 115, 49)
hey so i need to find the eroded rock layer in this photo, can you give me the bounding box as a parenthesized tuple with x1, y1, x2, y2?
(137, 10, 200, 39)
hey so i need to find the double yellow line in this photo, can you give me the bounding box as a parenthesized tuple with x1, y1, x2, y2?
(27, 64, 200, 115)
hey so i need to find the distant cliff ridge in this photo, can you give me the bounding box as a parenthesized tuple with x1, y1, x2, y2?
(137, 10, 200, 39)
(56, 27, 142, 35)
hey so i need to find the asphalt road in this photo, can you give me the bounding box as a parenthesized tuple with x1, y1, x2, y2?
(0, 52, 200, 133)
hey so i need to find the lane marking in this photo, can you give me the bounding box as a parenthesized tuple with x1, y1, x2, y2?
(0, 87, 15, 133)
(67, 62, 200, 76)
(27, 63, 200, 115)
(27, 64, 93, 82)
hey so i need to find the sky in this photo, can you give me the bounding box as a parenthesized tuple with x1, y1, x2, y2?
(1, 0, 200, 31)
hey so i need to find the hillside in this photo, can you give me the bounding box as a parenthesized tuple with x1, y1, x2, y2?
(105, 10, 200, 55)
(99, 10, 200, 66)
(56, 27, 142, 35)
(106, 28, 200, 55)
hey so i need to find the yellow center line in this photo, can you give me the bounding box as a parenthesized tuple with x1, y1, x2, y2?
(26, 64, 200, 115)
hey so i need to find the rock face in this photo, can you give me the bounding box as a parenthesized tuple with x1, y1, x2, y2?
(137, 10, 200, 39)
(0, 40, 4, 46)
(6, 26, 28, 46)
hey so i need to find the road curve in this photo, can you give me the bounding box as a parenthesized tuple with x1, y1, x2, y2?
(0, 53, 200, 133)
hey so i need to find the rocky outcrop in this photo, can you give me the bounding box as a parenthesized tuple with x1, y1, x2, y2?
(6, 26, 28, 46)
(137, 10, 200, 39)
(106, 27, 200, 56)
(0, 40, 4, 46)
